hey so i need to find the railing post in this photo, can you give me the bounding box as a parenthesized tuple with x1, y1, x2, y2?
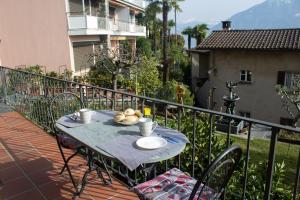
(242, 122, 252, 199)
(79, 85, 84, 105)
(264, 127, 279, 200)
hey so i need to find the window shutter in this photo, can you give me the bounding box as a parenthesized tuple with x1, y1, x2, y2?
(277, 71, 286, 85)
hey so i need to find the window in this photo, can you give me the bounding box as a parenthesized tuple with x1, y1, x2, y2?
(109, 6, 116, 21)
(240, 111, 251, 118)
(73, 41, 100, 71)
(277, 71, 299, 88)
(240, 70, 252, 82)
(130, 12, 135, 23)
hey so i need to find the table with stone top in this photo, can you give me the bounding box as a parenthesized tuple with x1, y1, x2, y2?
(55, 110, 188, 191)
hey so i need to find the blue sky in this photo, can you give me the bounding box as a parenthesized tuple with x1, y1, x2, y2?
(172, 0, 266, 25)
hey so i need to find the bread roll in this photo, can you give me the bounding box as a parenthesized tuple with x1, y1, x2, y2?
(114, 113, 125, 122)
(124, 108, 135, 116)
(123, 115, 138, 123)
(134, 110, 142, 118)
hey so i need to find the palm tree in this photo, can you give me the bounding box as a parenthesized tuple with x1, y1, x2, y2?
(168, 20, 176, 37)
(162, 0, 169, 83)
(192, 24, 209, 46)
(169, 0, 184, 36)
(182, 27, 193, 49)
(144, 1, 162, 50)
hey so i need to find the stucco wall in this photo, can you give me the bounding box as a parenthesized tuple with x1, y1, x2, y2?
(0, 0, 71, 72)
(195, 50, 300, 124)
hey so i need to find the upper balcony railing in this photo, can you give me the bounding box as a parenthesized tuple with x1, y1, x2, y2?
(1, 66, 300, 200)
(121, 0, 145, 9)
(67, 13, 146, 35)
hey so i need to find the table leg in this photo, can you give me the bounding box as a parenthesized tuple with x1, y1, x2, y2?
(94, 155, 113, 185)
(77, 149, 93, 196)
(76, 150, 113, 196)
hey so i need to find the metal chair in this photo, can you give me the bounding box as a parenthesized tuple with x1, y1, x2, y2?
(133, 145, 242, 200)
(49, 92, 85, 194)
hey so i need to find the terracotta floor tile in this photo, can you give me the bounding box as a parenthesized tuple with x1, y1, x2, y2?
(28, 167, 61, 186)
(38, 180, 75, 200)
(0, 176, 35, 199)
(0, 155, 15, 171)
(9, 188, 45, 200)
(19, 156, 54, 174)
(0, 165, 24, 183)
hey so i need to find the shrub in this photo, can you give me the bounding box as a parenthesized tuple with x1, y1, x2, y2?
(155, 80, 194, 106)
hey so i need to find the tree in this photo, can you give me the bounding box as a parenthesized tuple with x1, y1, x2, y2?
(134, 56, 162, 96)
(89, 44, 139, 91)
(192, 24, 209, 46)
(143, 1, 162, 52)
(276, 74, 300, 127)
(168, 20, 176, 38)
(169, 0, 184, 37)
(162, 0, 169, 84)
(182, 27, 193, 49)
(136, 37, 152, 58)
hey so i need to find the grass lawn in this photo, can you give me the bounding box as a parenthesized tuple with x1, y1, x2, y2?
(219, 133, 299, 184)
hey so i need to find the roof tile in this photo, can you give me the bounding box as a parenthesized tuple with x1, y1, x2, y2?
(198, 29, 300, 50)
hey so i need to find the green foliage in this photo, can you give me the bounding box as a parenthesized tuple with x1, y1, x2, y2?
(192, 24, 209, 46)
(137, 37, 152, 57)
(46, 71, 59, 78)
(156, 80, 194, 105)
(276, 74, 300, 127)
(156, 113, 228, 178)
(135, 56, 162, 96)
(87, 67, 112, 87)
(227, 161, 293, 200)
(168, 43, 190, 84)
(23, 65, 44, 75)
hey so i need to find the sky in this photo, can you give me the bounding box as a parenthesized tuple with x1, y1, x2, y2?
(172, 0, 266, 25)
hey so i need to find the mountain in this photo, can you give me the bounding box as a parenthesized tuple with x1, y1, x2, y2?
(212, 0, 300, 30)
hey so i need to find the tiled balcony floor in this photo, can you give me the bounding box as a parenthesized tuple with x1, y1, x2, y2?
(0, 106, 139, 200)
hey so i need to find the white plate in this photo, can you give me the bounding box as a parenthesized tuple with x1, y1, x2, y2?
(115, 120, 139, 126)
(136, 137, 167, 150)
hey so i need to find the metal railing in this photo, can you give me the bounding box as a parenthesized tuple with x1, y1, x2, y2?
(0, 66, 300, 199)
(67, 12, 145, 34)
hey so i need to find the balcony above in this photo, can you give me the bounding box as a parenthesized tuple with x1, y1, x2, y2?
(115, 0, 146, 10)
(67, 15, 146, 37)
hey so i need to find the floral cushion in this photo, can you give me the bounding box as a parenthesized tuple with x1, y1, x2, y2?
(57, 135, 81, 149)
(133, 168, 216, 200)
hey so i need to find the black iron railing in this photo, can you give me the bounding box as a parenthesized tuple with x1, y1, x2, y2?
(0, 66, 300, 200)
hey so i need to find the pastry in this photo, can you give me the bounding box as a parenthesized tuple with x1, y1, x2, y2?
(114, 113, 125, 122)
(124, 108, 135, 116)
(123, 115, 139, 123)
(134, 110, 142, 118)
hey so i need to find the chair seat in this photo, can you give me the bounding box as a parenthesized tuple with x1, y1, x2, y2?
(133, 168, 216, 200)
(57, 135, 81, 149)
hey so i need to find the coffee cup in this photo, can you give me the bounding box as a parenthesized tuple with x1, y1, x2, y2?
(139, 118, 157, 137)
(80, 109, 91, 124)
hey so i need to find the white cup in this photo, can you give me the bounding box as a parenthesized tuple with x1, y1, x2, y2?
(139, 118, 157, 137)
(80, 109, 91, 124)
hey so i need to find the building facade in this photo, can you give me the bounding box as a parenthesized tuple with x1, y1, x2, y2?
(0, 0, 145, 74)
(190, 27, 300, 124)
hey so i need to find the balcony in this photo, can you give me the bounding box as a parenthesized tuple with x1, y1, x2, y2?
(118, 0, 145, 9)
(1, 66, 300, 199)
(67, 14, 146, 36)
(0, 103, 138, 199)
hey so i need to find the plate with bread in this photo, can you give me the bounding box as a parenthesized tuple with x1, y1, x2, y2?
(114, 108, 143, 125)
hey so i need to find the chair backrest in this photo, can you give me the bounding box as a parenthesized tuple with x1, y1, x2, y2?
(49, 92, 84, 131)
(189, 145, 242, 200)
